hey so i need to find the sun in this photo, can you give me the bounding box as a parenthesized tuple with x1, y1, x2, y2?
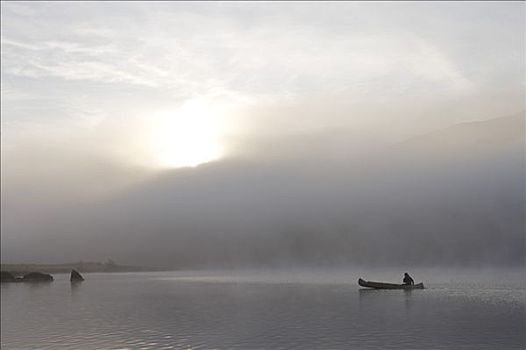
(149, 99, 225, 168)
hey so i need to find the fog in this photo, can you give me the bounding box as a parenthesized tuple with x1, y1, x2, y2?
(2, 112, 523, 268)
(1, 2, 524, 268)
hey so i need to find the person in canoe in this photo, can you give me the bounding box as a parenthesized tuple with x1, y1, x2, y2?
(403, 273, 414, 285)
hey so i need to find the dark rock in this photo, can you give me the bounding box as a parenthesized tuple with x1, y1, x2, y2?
(1, 271, 16, 282)
(70, 269, 84, 282)
(22, 272, 54, 282)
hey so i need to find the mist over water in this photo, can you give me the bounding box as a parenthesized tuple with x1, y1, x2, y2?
(2, 269, 525, 350)
(1, 3, 525, 350)
(2, 114, 523, 268)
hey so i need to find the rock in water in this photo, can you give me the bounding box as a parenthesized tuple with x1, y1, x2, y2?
(70, 269, 84, 282)
(22, 272, 54, 282)
(1, 271, 16, 282)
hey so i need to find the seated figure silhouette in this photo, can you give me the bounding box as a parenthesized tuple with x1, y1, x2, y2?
(403, 273, 414, 285)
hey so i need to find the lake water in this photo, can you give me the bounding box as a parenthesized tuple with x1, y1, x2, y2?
(1, 268, 525, 349)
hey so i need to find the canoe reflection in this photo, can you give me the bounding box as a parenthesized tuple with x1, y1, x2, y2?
(358, 288, 415, 311)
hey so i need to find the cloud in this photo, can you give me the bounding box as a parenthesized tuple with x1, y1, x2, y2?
(1, 2, 483, 100)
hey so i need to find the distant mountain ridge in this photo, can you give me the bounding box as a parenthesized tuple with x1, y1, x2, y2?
(395, 112, 524, 154)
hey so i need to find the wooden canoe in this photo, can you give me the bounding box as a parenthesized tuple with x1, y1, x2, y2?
(358, 278, 424, 289)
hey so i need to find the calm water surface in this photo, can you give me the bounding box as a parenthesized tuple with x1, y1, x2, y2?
(1, 269, 525, 349)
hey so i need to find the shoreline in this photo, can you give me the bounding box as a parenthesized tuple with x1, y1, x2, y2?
(1, 262, 167, 274)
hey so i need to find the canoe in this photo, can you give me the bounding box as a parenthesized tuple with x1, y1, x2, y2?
(358, 278, 424, 289)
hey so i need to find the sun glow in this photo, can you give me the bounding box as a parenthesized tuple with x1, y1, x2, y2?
(149, 99, 226, 168)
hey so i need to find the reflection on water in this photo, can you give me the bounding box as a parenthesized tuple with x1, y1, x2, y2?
(358, 288, 416, 311)
(1, 269, 525, 350)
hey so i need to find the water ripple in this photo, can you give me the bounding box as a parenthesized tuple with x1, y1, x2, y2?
(2, 271, 525, 349)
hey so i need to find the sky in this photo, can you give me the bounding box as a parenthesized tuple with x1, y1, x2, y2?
(1, 2, 524, 267)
